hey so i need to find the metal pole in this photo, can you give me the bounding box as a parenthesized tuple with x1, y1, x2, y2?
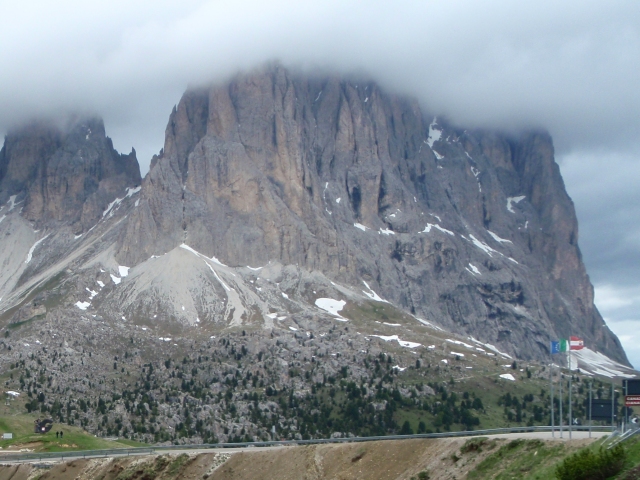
(550, 363, 555, 438)
(569, 372, 573, 440)
(567, 351, 573, 440)
(612, 379, 615, 432)
(625, 380, 628, 433)
(560, 372, 563, 438)
(589, 380, 593, 438)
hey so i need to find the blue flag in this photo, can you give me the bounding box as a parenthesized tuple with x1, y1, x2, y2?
(550, 341, 561, 354)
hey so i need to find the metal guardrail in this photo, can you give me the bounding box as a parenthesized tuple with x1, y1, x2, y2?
(606, 426, 640, 449)
(0, 425, 613, 464)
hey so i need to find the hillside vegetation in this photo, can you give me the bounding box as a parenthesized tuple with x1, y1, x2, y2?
(1, 302, 626, 446)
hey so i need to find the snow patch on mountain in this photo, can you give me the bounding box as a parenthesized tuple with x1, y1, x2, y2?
(25, 234, 50, 264)
(488, 231, 512, 244)
(353, 223, 368, 231)
(572, 347, 636, 378)
(315, 298, 346, 319)
(421, 224, 454, 236)
(362, 281, 389, 303)
(466, 264, 481, 275)
(370, 335, 421, 349)
(75, 301, 90, 310)
(427, 118, 442, 148)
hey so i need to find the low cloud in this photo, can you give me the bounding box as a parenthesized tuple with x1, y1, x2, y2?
(595, 285, 640, 312)
(559, 150, 640, 288)
(1, 1, 639, 169)
(600, 317, 640, 370)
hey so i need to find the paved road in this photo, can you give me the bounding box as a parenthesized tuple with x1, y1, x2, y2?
(483, 430, 609, 441)
(0, 429, 610, 465)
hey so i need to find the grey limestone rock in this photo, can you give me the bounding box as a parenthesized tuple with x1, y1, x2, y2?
(0, 116, 141, 233)
(114, 64, 626, 364)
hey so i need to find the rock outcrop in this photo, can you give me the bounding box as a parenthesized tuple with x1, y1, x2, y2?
(0, 117, 141, 233)
(112, 64, 625, 363)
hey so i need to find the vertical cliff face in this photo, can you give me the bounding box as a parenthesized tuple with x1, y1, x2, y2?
(0, 117, 141, 233)
(114, 64, 625, 363)
(0, 122, 61, 197)
(478, 131, 611, 354)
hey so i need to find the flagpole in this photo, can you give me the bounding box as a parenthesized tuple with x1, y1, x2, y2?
(589, 380, 593, 438)
(625, 380, 628, 433)
(559, 371, 563, 438)
(612, 379, 615, 432)
(568, 350, 572, 441)
(550, 362, 555, 438)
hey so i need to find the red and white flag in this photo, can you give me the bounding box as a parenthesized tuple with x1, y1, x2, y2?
(569, 336, 584, 350)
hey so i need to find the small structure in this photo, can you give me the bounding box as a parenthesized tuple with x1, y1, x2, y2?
(4, 390, 20, 405)
(2, 433, 12, 439)
(34, 418, 54, 434)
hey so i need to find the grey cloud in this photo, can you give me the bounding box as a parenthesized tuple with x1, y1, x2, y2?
(603, 318, 640, 370)
(594, 283, 640, 369)
(1, 1, 640, 168)
(559, 150, 640, 287)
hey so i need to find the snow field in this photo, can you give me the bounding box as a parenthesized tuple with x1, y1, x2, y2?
(315, 298, 346, 319)
(370, 334, 421, 349)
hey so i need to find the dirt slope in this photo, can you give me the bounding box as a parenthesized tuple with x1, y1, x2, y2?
(0, 439, 495, 480)
(210, 439, 478, 480)
(0, 437, 602, 480)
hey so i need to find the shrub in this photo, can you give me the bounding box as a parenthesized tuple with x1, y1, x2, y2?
(400, 420, 413, 435)
(410, 472, 430, 480)
(505, 439, 524, 450)
(461, 437, 487, 454)
(555, 445, 626, 480)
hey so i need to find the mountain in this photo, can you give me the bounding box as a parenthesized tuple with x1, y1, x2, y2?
(0, 117, 140, 232)
(0, 64, 633, 444)
(0, 117, 140, 312)
(109, 64, 622, 363)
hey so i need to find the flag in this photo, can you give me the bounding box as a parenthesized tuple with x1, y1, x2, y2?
(551, 338, 575, 353)
(570, 336, 584, 350)
(559, 339, 569, 352)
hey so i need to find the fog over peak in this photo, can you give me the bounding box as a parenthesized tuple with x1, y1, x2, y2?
(2, 0, 640, 365)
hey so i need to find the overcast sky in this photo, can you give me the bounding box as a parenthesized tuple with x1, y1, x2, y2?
(1, 0, 639, 366)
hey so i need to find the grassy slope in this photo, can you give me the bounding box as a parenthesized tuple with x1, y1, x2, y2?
(463, 435, 640, 480)
(0, 414, 147, 452)
(611, 436, 640, 479)
(466, 438, 575, 480)
(343, 299, 611, 434)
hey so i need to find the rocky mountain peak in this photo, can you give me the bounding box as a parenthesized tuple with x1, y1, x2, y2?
(111, 64, 626, 363)
(0, 116, 141, 232)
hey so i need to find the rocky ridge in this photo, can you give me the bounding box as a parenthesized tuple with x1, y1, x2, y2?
(0, 117, 140, 233)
